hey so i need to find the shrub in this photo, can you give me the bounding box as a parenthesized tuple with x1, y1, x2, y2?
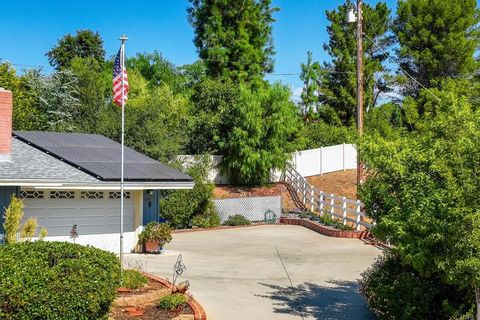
(359, 252, 473, 320)
(298, 211, 354, 231)
(3, 196, 24, 244)
(20, 217, 37, 240)
(0, 241, 121, 319)
(39, 227, 48, 240)
(191, 202, 221, 228)
(157, 293, 188, 310)
(121, 269, 148, 290)
(161, 155, 220, 229)
(301, 122, 356, 149)
(317, 214, 354, 231)
(138, 222, 172, 247)
(223, 214, 251, 226)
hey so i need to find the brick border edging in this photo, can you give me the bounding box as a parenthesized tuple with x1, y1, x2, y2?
(143, 273, 207, 320)
(280, 217, 370, 239)
(172, 222, 271, 234)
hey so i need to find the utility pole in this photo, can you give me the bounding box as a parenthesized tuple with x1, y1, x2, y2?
(356, 0, 364, 191)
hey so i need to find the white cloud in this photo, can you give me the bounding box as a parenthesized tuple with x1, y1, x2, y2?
(291, 86, 303, 103)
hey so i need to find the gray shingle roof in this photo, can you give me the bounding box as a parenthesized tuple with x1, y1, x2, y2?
(14, 131, 192, 182)
(0, 132, 193, 185)
(0, 138, 98, 183)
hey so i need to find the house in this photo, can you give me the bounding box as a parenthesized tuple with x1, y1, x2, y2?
(0, 88, 194, 253)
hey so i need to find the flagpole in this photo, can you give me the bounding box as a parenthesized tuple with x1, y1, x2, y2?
(119, 34, 128, 270)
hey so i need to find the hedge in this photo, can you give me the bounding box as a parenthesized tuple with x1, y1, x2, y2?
(0, 241, 121, 319)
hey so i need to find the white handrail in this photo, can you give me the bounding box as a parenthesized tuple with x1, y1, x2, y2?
(283, 163, 371, 230)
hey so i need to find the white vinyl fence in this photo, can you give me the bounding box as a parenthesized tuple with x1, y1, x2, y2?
(292, 144, 357, 177)
(283, 163, 372, 230)
(179, 144, 357, 184)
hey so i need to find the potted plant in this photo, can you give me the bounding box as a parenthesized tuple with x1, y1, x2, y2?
(138, 222, 172, 253)
(173, 280, 190, 294)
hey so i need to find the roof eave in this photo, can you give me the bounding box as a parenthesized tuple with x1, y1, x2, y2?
(27, 181, 195, 190)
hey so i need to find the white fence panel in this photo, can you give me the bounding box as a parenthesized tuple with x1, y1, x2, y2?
(178, 143, 358, 183)
(344, 144, 357, 169)
(294, 148, 321, 177)
(321, 145, 344, 174)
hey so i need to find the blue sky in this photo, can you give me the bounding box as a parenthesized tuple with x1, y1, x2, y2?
(1, 0, 397, 92)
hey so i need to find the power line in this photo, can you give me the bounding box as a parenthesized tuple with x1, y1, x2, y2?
(362, 32, 441, 101)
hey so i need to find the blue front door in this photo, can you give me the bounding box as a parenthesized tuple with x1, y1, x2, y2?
(0, 186, 19, 235)
(143, 190, 163, 225)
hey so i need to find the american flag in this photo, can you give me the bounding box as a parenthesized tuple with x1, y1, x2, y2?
(113, 47, 129, 107)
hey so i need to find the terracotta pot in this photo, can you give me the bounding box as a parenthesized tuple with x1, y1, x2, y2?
(125, 307, 145, 316)
(144, 240, 163, 253)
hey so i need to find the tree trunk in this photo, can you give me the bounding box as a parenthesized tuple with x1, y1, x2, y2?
(475, 286, 480, 320)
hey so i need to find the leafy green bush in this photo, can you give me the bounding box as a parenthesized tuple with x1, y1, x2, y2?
(301, 122, 356, 149)
(219, 83, 302, 186)
(360, 252, 473, 320)
(0, 241, 121, 319)
(191, 207, 221, 228)
(138, 222, 172, 247)
(223, 214, 251, 226)
(161, 156, 220, 229)
(157, 293, 188, 310)
(121, 269, 148, 290)
(317, 214, 354, 231)
(298, 211, 354, 231)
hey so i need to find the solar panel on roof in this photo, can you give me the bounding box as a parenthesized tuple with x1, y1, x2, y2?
(13, 131, 193, 182)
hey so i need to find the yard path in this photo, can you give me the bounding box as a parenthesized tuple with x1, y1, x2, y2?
(127, 225, 380, 320)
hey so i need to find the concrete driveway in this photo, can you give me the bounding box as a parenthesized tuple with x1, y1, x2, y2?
(126, 225, 381, 320)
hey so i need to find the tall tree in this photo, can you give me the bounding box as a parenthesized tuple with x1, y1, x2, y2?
(299, 51, 323, 119)
(188, 0, 278, 84)
(360, 90, 480, 318)
(46, 30, 105, 69)
(393, 0, 480, 97)
(126, 51, 181, 90)
(69, 57, 107, 133)
(24, 70, 80, 132)
(0, 63, 40, 130)
(321, 0, 392, 125)
(218, 83, 302, 185)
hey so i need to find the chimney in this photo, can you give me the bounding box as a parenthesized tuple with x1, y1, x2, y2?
(0, 88, 12, 161)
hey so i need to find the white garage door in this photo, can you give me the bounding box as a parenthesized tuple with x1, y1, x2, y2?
(19, 190, 136, 253)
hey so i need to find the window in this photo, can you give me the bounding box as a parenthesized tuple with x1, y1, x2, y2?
(108, 192, 131, 199)
(80, 191, 104, 199)
(19, 190, 44, 199)
(50, 191, 75, 199)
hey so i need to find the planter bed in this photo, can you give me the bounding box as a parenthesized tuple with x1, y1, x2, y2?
(280, 216, 370, 239)
(110, 273, 207, 320)
(172, 222, 270, 234)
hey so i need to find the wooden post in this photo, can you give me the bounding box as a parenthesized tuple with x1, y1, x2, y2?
(356, 0, 364, 191)
(342, 197, 347, 225)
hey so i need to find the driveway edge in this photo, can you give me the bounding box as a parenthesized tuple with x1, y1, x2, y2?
(143, 272, 207, 320)
(280, 217, 370, 239)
